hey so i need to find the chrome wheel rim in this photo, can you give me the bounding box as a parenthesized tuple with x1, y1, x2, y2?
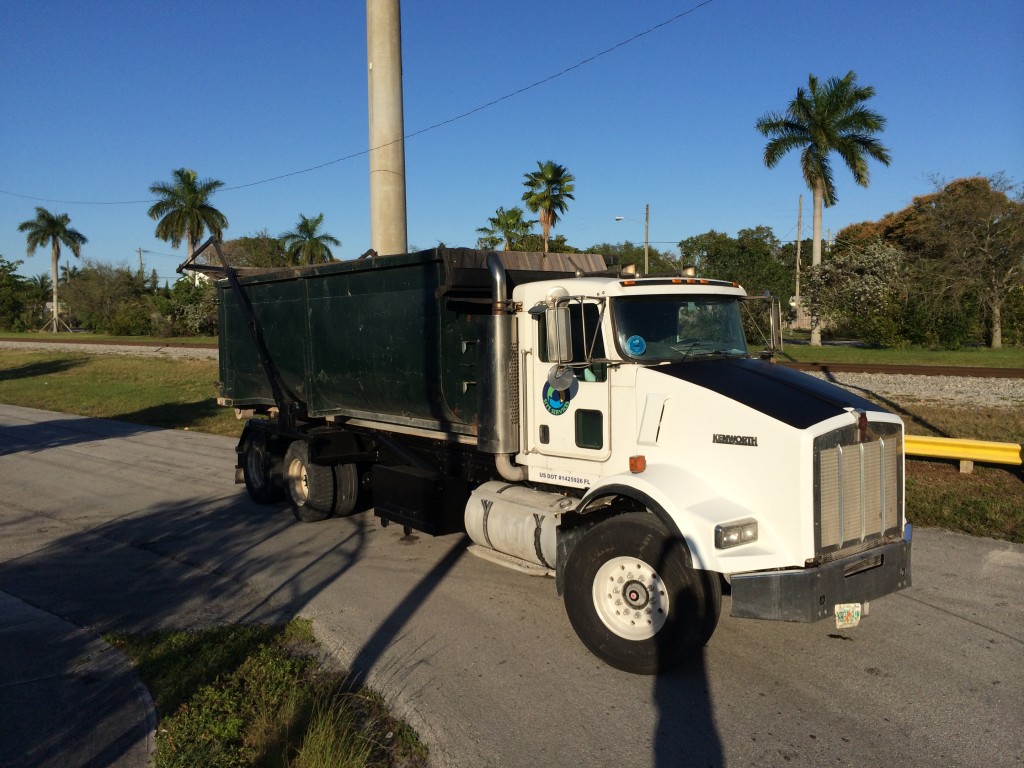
(592, 556, 668, 640)
(286, 458, 309, 505)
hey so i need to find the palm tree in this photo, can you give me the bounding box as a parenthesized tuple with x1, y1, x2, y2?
(26, 273, 53, 323)
(756, 71, 891, 344)
(17, 208, 87, 332)
(522, 161, 575, 253)
(280, 213, 341, 265)
(59, 263, 81, 286)
(147, 168, 229, 276)
(476, 206, 537, 251)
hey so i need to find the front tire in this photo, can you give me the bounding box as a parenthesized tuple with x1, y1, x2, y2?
(284, 440, 335, 523)
(563, 512, 721, 674)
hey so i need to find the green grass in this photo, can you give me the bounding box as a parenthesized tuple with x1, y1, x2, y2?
(778, 339, 1024, 368)
(0, 330, 217, 346)
(907, 461, 1022, 543)
(107, 620, 427, 768)
(894, 403, 1024, 443)
(0, 350, 241, 436)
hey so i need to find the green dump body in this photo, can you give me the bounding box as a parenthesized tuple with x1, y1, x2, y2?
(217, 248, 605, 437)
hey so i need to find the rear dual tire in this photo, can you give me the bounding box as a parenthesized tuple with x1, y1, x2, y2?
(284, 440, 360, 523)
(241, 430, 284, 505)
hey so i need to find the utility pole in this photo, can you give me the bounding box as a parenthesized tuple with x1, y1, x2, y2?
(793, 195, 805, 328)
(366, 0, 408, 256)
(795, 196, 802, 304)
(644, 203, 650, 274)
(137, 248, 144, 277)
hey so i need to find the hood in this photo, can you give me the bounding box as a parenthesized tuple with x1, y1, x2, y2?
(656, 357, 887, 429)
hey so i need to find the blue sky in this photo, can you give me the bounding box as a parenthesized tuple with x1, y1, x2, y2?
(1, 0, 1021, 283)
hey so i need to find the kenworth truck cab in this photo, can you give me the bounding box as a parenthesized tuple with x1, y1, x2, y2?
(198, 245, 912, 674)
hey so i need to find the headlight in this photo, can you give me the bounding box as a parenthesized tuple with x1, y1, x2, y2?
(715, 518, 758, 549)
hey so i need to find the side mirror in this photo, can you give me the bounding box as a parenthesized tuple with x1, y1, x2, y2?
(742, 293, 784, 360)
(546, 364, 576, 390)
(546, 305, 573, 364)
(770, 297, 784, 355)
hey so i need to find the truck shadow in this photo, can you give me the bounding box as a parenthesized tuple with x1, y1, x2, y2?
(0, 356, 87, 381)
(346, 534, 468, 681)
(109, 400, 228, 433)
(0, 413, 160, 456)
(0, 474, 721, 766)
(0, 497, 341, 634)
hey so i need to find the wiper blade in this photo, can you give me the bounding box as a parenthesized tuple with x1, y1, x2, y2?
(681, 344, 720, 360)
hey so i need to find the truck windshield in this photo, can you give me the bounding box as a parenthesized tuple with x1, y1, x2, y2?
(612, 295, 749, 361)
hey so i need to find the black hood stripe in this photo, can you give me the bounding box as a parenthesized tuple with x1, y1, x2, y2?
(655, 358, 887, 429)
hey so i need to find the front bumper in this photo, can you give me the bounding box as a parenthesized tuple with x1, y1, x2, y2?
(729, 537, 912, 622)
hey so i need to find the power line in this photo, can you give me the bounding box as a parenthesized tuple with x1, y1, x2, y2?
(0, 0, 716, 206)
(0, 188, 153, 206)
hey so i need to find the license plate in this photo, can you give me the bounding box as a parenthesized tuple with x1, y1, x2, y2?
(835, 603, 862, 628)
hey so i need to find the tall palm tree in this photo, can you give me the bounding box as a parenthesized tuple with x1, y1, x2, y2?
(756, 71, 891, 344)
(522, 161, 575, 253)
(147, 168, 229, 276)
(17, 208, 87, 332)
(280, 213, 341, 265)
(476, 206, 537, 251)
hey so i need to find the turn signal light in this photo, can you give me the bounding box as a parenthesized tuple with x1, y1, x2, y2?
(629, 455, 647, 473)
(715, 518, 758, 549)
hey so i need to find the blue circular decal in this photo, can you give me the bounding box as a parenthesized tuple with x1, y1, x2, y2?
(626, 335, 647, 355)
(543, 383, 571, 415)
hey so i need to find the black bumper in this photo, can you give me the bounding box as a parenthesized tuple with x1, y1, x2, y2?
(729, 537, 912, 622)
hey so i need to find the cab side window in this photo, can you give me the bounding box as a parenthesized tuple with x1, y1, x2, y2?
(539, 303, 607, 382)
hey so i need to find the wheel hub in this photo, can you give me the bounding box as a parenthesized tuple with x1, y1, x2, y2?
(623, 580, 650, 610)
(592, 556, 669, 641)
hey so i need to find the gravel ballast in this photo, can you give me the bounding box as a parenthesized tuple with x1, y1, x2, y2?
(0, 340, 217, 360)
(809, 371, 1024, 408)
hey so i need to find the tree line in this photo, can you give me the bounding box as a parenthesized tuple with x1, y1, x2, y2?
(673, 175, 1023, 349)
(2, 71, 1020, 347)
(1, 168, 343, 336)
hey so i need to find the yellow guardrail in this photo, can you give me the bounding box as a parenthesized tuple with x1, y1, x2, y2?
(905, 435, 1023, 467)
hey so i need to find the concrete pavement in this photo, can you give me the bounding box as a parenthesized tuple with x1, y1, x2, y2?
(1, 403, 1022, 768)
(0, 591, 154, 768)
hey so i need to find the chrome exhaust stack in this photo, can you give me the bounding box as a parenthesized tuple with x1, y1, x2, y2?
(478, 253, 526, 481)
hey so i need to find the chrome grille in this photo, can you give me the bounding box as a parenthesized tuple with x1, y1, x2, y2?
(814, 420, 903, 558)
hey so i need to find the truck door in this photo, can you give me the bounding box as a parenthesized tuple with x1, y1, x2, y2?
(527, 299, 611, 462)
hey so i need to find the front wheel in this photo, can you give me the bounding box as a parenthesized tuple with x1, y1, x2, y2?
(284, 440, 335, 523)
(563, 512, 721, 674)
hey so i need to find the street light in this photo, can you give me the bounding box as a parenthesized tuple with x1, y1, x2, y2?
(614, 203, 649, 274)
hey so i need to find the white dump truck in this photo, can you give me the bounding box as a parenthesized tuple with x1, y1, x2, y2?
(203, 245, 911, 674)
